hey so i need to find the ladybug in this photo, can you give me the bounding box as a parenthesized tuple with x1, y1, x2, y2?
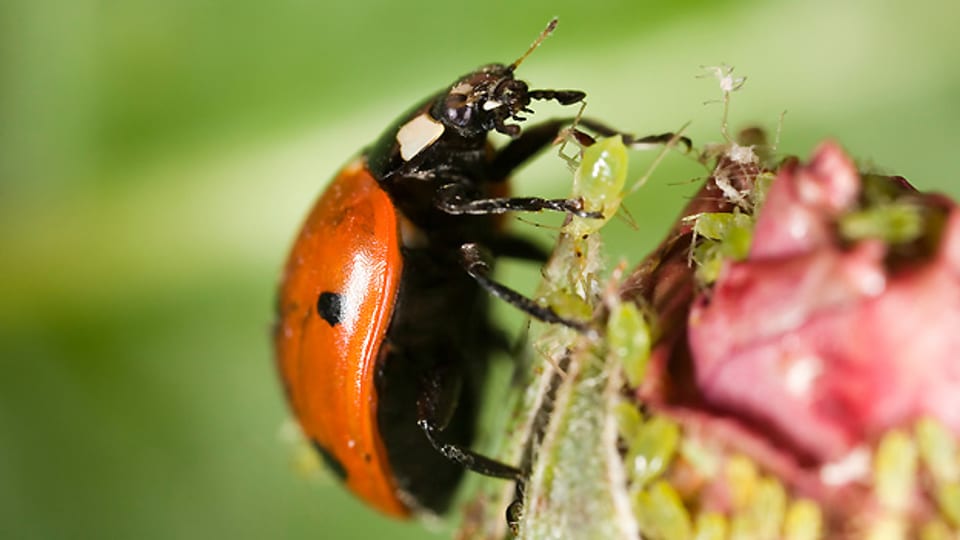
(274, 19, 685, 518)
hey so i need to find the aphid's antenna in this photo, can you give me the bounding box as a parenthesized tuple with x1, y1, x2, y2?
(698, 64, 746, 142)
(510, 18, 559, 71)
(626, 122, 691, 197)
(771, 110, 787, 154)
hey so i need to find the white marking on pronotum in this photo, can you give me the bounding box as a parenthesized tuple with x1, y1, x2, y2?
(482, 100, 502, 111)
(450, 82, 473, 95)
(396, 114, 445, 161)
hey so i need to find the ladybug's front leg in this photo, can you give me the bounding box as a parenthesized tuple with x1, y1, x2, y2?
(489, 116, 692, 181)
(436, 117, 692, 218)
(435, 183, 602, 219)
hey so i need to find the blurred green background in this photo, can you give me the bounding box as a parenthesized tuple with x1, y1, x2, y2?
(2, 0, 958, 538)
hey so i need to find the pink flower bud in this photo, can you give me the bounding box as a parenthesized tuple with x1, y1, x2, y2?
(689, 142, 960, 464)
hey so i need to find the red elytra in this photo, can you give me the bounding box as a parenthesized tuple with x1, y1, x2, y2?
(275, 160, 408, 516)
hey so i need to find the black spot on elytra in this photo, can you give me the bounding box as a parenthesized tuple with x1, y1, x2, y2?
(312, 440, 348, 481)
(316, 292, 343, 327)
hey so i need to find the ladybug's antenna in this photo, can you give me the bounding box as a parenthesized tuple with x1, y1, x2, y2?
(509, 18, 559, 72)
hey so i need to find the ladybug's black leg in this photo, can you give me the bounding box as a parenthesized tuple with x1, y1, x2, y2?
(460, 243, 590, 332)
(528, 89, 588, 105)
(435, 183, 602, 219)
(417, 420, 522, 480)
(437, 120, 689, 219)
(489, 117, 692, 181)
(576, 117, 693, 152)
(488, 118, 574, 180)
(416, 366, 522, 480)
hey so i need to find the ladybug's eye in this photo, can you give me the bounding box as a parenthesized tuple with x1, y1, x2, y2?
(443, 94, 473, 126)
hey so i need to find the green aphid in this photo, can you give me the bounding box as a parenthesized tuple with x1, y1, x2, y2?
(916, 417, 960, 484)
(542, 288, 594, 323)
(565, 136, 629, 238)
(614, 401, 643, 442)
(607, 301, 651, 389)
(874, 430, 917, 512)
(692, 210, 754, 284)
(749, 171, 775, 211)
(627, 416, 680, 486)
(783, 500, 823, 540)
(634, 481, 693, 540)
(693, 210, 753, 242)
(692, 242, 724, 285)
(839, 202, 924, 245)
(693, 512, 728, 540)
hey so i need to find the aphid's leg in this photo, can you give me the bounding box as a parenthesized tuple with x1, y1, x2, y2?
(416, 366, 522, 480)
(460, 243, 590, 332)
(435, 183, 602, 219)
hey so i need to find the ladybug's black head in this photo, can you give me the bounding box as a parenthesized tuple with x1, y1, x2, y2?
(432, 64, 526, 138)
(432, 64, 585, 139)
(430, 19, 584, 139)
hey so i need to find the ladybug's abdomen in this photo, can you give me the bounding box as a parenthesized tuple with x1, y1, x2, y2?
(274, 160, 409, 517)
